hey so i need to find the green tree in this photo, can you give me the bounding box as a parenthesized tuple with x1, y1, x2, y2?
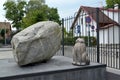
(47, 8, 60, 24)
(22, 0, 60, 28)
(22, 0, 48, 28)
(4, 0, 60, 30)
(25, 0, 45, 12)
(106, 0, 120, 8)
(0, 29, 5, 38)
(67, 30, 73, 38)
(3, 0, 26, 31)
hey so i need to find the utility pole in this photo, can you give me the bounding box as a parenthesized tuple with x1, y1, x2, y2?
(62, 18, 64, 56)
(4, 20, 6, 45)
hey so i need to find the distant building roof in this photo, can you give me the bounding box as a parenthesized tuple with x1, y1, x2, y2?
(71, 6, 120, 29)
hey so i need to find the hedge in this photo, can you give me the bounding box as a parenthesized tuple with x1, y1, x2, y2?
(63, 36, 96, 46)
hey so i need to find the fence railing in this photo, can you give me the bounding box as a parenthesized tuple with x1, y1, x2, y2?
(87, 44, 120, 69)
(60, 6, 120, 70)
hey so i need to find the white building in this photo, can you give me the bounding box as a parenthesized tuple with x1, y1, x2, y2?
(71, 6, 120, 44)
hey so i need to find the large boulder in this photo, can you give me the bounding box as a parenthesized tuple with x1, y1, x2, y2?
(11, 21, 62, 66)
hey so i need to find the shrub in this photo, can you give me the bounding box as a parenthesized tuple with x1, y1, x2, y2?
(63, 36, 96, 46)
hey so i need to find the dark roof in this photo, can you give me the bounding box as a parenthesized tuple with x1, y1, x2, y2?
(71, 6, 120, 29)
(100, 8, 120, 12)
(100, 24, 119, 30)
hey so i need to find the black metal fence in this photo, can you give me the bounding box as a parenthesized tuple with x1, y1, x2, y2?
(61, 6, 120, 69)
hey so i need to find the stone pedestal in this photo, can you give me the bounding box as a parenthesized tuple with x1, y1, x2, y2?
(0, 56, 106, 80)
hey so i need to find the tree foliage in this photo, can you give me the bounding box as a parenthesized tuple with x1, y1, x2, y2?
(3, 0, 26, 30)
(106, 0, 120, 8)
(22, 0, 60, 28)
(0, 29, 5, 38)
(3, 0, 60, 30)
(0, 29, 9, 38)
(22, 0, 48, 28)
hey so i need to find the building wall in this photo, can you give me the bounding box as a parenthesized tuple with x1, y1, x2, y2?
(0, 22, 11, 44)
(99, 26, 119, 44)
(73, 8, 120, 44)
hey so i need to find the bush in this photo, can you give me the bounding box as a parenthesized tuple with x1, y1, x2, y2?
(0, 39, 4, 44)
(64, 37, 75, 45)
(78, 36, 96, 46)
(63, 36, 96, 46)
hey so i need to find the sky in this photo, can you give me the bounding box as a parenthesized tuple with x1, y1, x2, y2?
(0, 0, 106, 22)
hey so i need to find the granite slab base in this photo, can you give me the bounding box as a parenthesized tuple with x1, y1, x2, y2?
(0, 56, 106, 80)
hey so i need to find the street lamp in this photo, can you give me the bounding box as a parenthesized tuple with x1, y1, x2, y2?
(4, 20, 6, 45)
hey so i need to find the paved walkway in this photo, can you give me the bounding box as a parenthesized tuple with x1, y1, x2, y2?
(0, 48, 13, 59)
(0, 46, 73, 59)
(0, 48, 12, 51)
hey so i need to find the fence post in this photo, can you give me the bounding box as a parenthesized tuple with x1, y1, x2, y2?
(96, 8, 100, 63)
(62, 18, 64, 56)
(118, 6, 120, 69)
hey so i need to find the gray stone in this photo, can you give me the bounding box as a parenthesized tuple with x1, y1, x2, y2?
(11, 21, 62, 66)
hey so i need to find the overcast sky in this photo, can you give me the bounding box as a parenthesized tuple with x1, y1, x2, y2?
(0, 0, 106, 22)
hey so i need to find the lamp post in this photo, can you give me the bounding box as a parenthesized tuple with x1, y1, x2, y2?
(4, 20, 6, 45)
